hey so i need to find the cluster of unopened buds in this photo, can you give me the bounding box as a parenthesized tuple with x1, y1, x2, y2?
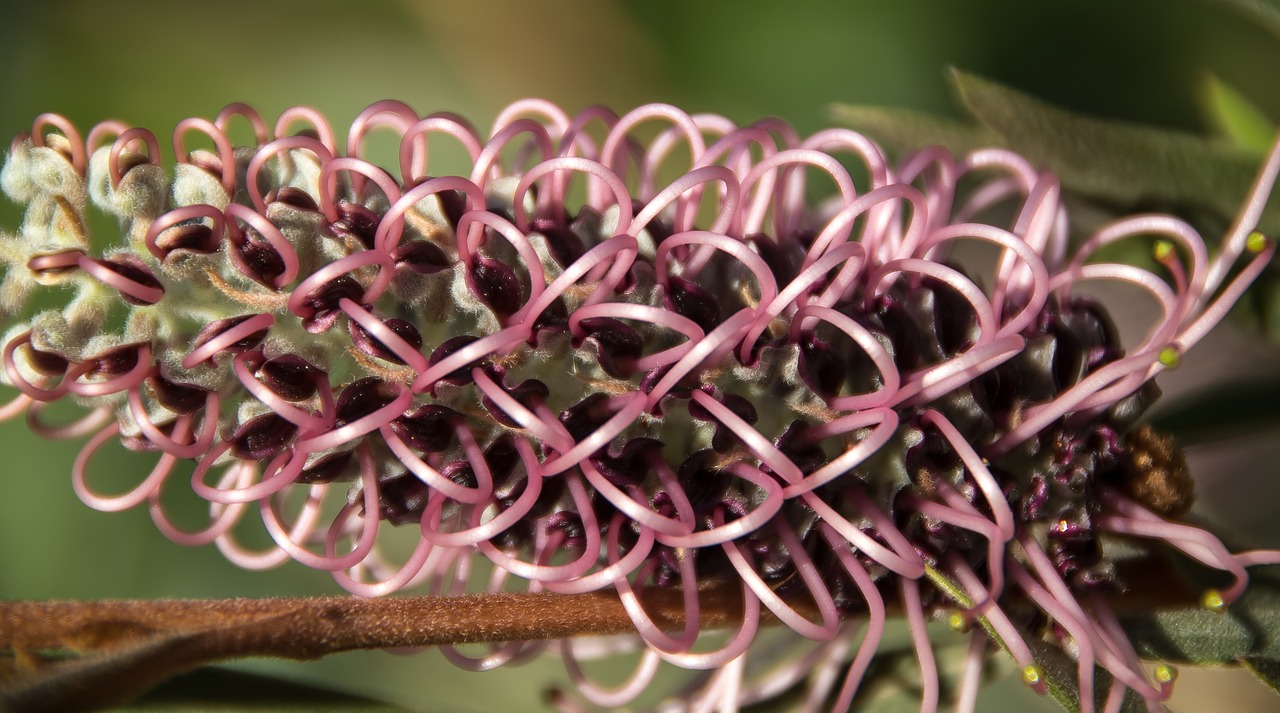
(2, 98, 1279, 712)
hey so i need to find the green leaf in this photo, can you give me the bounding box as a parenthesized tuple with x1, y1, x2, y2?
(119, 666, 414, 712)
(1201, 0, 1280, 39)
(827, 104, 996, 158)
(1121, 573, 1280, 665)
(947, 68, 1280, 235)
(1150, 373, 1280, 444)
(1198, 74, 1276, 155)
(1243, 657, 1280, 697)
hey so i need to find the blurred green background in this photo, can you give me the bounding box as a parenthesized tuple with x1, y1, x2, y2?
(3, 0, 1280, 710)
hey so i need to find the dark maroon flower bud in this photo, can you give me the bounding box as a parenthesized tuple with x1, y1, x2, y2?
(559, 393, 613, 442)
(192, 316, 269, 362)
(390, 405, 464, 453)
(154, 222, 218, 257)
(334, 377, 399, 428)
(665, 275, 721, 333)
(326, 202, 380, 249)
(469, 253, 523, 318)
(533, 218, 586, 267)
(298, 275, 365, 333)
(257, 354, 324, 402)
(297, 451, 354, 484)
(229, 413, 298, 460)
(425, 335, 486, 389)
(392, 240, 450, 274)
(348, 316, 423, 365)
(377, 470, 432, 525)
(147, 374, 208, 413)
(578, 317, 643, 378)
(96, 255, 164, 306)
(266, 186, 320, 212)
(481, 377, 549, 428)
(230, 226, 288, 288)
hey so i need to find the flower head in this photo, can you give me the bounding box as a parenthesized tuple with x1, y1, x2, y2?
(2, 100, 1278, 712)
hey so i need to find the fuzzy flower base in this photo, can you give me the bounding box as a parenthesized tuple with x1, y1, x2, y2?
(2, 101, 1279, 712)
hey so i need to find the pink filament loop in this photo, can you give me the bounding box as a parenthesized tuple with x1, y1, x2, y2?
(3, 331, 71, 401)
(539, 511, 656, 595)
(654, 230, 777, 318)
(374, 175, 485, 253)
(455, 211, 546, 323)
(802, 488, 925, 578)
(263, 443, 380, 572)
(738, 241, 867, 365)
(719, 515, 840, 640)
(567, 302, 704, 372)
(410, 325, 525, 395)
(25, 402, 111, 440)
(560, 644, 660, 710)
(476, 471, 601, 583)
(778, 408, 899, 497)
(820, 524, 888, 712)
(191, 442, 303, 505)
(920, 410, 1015, 540)
(84, 120, 130, 157)
(346, 99, 418, 163)
(143, 204, 227, 261)
(214, 103, 269, 147)
(286, 249, 396, 321)
(380, 423, 492, 505)
(417, 451, 543, 549)
(576, 456, 695, 539)
(511, 156, 634, 235)
(31, 113, 86, 176)
(331, 531, 434, 598)
(244, 135, 335, 213)
(214, 481, 323, 571)
(600, 103, 706, 197)
(273, 106, 337, 155)
(689, 388, 802, 485)
(892, 334, 1026, 408)
(231, 350, 336, 433)
(643, 308, 754, 411)
(72, 419, 186, 512)
(790, 305, 901, 411)
(126, 385, 218, 459)
(182, 313, 275, 369)
(471, 368, 573, 451)
(399, 113, 484, 183)
(149, 461, 251, 548)
(224, 202, 301, 289)
(628, 165, 741, 241)
(515, 233, 639, 333)
(294, 382, 411, 454)
(469, 118, 554, 191)
(172, 117, 237, 195)
(317, 157, 403, 225)
(803, 183, 926, 292)
(914, 223, 1051, 338)
(63, 343, 152, 397)
(739, 149, 857, 237)
(656, 462, 784, 549)
(107, 128, 161, 189)
(339, 299, 429, 372)
(77, 254, 165, 305)
(865, 258, 997, 343)
(539, 393, 647, 476)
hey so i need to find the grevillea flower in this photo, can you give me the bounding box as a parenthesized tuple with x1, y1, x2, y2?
(2, 100, 1279, 712)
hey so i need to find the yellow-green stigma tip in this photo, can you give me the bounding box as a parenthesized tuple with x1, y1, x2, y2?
(1153, 240, 1174, 261)
(1154, 664, 1177, 685)
(1247, 231, 1268, 254)
(948, 612, 970, 632)
(1202, 589, 1226, 612)
(1022, 665, 1044, 687)
(1158, 346, 1180, 368)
